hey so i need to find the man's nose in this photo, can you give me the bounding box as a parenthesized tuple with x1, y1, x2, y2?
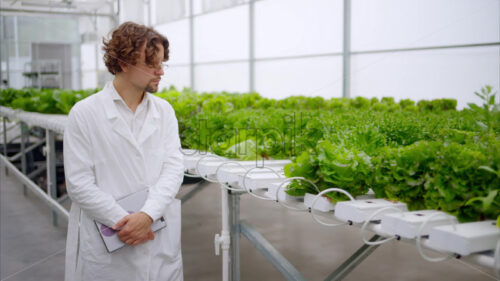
(155, 68, 164, 76)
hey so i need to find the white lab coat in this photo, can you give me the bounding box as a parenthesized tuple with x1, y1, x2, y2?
(63, 82, 185, 281)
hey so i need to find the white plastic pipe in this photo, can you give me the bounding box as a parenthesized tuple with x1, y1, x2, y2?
(220, 184, 231, 281)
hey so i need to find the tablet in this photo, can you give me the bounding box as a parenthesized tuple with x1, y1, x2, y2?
(94, 188, 167, 252)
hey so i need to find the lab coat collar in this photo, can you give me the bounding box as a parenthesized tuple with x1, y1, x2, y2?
(103, 81, 160, 120)
(101, 82, 160, 148)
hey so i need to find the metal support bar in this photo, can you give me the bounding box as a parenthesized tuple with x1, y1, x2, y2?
(57, 193, 70, 204)
(324, 235, 381, 281)
(20, 122, 28, 196)
(27, 162, 46, 179)
(249, 0, 255, 93)
(7, 134, 21, 144)
(240, 220, 307, 281)
(0, 121, 17, 135)
(46, 130, 58, 226)
(180, 180, 209, 205)
(342, 0, 351, 99)
(351, 42, 500, 55)
(2, 117, 7, 175)
(189, 0, 195, 90)
(1, 154, 69, 220)
(8, 138, 45, 162)
(2, 16, 10, 88)
(0, 15, 3, 87)
(229, 192, 241, 281)
(0, 7, 117, 18)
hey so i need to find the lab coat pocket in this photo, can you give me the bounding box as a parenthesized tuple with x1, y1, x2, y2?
(79, 214, 112, 264)
(156, 199, 182, 261)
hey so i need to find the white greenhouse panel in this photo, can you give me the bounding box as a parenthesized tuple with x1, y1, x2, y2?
(194, 63, 249, 93)
(97, 44, 107, 71)
(155, 0, 186, 24)
(80, 44, 96, 71)
(6, 70, 23, 89)
(159, 66, 190, 92)
(192, 0, 248, 15)
(255, 56, 342, 100)
(81, 71, 97, 90)
(155, 19, 191, 65)
(350, 46, 500, 109)
(120, 0, 145, 24)
(192, 0, 204, 15)
(255, 0, 343, 58)
(71, 57, 80, 90)
(351, 0, 500, 51)
(194, 5, 249, 62)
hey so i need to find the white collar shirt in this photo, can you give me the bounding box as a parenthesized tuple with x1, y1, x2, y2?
(109, 83, 150, 141)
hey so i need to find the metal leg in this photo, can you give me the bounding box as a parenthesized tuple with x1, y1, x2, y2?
(20, 122, 27, 196)
(46, 130, 58, 226)
(180, 180, 209, 205)
(229, 192, 241, 281)
(240, 220, 307, 281)
(324, 235, 381, 281)
(8, 139, 45, 162)
(1, 154, 69, 220)
(2, 117, 7, 175)
(216, 185, 232, 281)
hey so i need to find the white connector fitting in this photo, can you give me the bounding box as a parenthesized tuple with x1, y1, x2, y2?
(214, 232, 230, 256)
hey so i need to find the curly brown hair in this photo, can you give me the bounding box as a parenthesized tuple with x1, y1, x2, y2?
(102, 22, 169, 75)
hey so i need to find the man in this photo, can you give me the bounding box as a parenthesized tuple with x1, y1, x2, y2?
(63, 22, 184, 281)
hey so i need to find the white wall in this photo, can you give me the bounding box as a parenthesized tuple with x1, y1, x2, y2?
(351, 0, 499, 51)
(254, 0, 343, 58)
(351, 46, 500, 109)
(149, 0, 500, 107)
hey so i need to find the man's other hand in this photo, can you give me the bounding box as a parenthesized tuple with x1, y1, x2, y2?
(113, 212, 155, 246)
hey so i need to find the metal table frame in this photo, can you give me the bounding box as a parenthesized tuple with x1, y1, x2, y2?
(224, 188, 382, 281)
(1, 116, 69, 224)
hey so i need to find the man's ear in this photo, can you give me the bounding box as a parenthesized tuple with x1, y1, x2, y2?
(118, 60, 129, 73)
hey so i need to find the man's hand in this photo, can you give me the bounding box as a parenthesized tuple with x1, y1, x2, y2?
(113, 212, 155, 246)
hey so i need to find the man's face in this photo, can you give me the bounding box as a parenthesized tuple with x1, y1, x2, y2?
(129, 43, 165, 93)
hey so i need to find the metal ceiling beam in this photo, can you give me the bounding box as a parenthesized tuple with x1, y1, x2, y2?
(0, 7, 115, 18)
(342, 0, 351, 99)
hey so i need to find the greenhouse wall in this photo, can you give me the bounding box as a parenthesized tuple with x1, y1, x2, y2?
(3, 0, 496, 107)
(149, 0, 500, 108)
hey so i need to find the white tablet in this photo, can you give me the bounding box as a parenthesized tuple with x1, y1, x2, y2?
(94, 188, 167, 253)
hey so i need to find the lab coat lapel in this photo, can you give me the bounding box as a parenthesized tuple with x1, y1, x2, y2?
(101, 85, 141, 152)
(110, 117, 139, 150)
(137, 97, 160, 146)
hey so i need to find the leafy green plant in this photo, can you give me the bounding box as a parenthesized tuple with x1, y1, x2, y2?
(1, 86, 498, 224)
(468, 85, 499, 134)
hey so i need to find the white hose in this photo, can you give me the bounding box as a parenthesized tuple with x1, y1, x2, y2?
(275, 177, 318, 211)
(215, 161, 248, 191)
(242, 166, 281, 201)
(360, 206, 403, 245)
(310, 188, 354, 227)
(415, 212, 455, 262)
(195, 154, 224, 183)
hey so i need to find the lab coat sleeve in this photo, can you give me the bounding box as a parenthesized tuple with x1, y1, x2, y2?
(140, 105, 184, 221)
(64, 105, 129, 227)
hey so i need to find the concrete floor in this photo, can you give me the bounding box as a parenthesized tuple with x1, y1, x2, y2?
(0, 165, 496, 281)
